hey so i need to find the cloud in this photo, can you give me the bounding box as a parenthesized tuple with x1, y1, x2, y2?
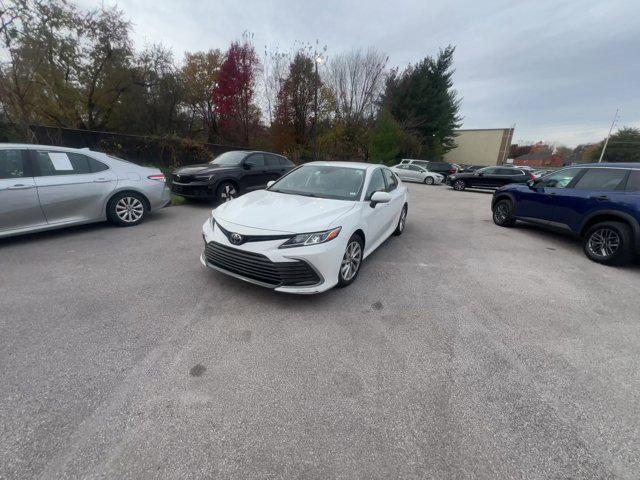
(86, 0, 640, 146)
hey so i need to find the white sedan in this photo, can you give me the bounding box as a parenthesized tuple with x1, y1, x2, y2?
(391, 164, 444, 185)
(201, 162, 409, 294)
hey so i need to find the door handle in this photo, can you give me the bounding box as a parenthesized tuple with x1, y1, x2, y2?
(7, 184, 34, 190)
(93, 178, 111, 183)
(590, 195, 609, 201)
(548, 192, 556, 196)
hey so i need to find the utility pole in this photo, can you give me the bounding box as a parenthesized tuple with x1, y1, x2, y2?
(598, 109, 619, 163)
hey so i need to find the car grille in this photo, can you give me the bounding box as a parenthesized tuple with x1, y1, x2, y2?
(204, 242, 321, 287)
(173, 174, 193, 183)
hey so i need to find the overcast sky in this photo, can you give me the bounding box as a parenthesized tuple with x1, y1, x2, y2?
(87, 0, 639, 146)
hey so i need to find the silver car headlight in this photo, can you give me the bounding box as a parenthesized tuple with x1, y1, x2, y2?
(279, 227, 341, 249)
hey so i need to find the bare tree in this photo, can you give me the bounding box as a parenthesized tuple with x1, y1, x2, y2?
(325, 48, 388, 124)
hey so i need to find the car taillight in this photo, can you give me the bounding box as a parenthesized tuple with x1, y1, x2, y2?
(148, 174, 165, 182)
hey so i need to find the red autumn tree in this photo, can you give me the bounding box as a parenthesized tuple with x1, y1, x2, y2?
(213, 39, 261, 146)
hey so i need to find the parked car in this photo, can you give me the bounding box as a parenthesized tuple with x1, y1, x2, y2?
(400, 159, 458, 178)
(446, 166, 534, 191)
(491, 163, 640, 265)
(461, 165, 485, 172)
(0, 144, 170, 239)
(171, 150, 294, 203)
(391, 163, 444, 185)
(201, 162, 409, 293)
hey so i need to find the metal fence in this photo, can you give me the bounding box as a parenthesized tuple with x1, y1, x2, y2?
(0, 123, 248, 169)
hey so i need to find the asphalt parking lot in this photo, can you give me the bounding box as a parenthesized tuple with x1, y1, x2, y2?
(1, 184, 639, 479)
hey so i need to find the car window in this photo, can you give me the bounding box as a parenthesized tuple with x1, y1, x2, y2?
(0, 149, 27, 179)
(480, 167, 499, 175)
(395, 165, 407, 170)
(626, 170, 640, 191)
(278, 156, 292, 166)
(269, 165, 365, 201)
(366, 168, 386, 200)
(495, 168, 515, 175)
(244, 153, 265, 168)
(35, 151, 93, 176)
(264, 154, 281, 166)
(535, 168, 581, 189)
(382, 168, 398, 191)
(573, 168, 628, 191)
(88, 157, 109, 173)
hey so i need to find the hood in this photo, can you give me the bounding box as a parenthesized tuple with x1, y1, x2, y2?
(214, 189, 356, 233)
(173, 163, 236, 175)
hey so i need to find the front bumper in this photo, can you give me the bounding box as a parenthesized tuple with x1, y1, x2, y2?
(171, 181, 216, 198)
(201, 218, 344, 294)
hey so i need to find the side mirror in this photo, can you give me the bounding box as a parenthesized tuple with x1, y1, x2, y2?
(370, 191, 391, 207)
(266, 180, 275, 188)
(527, 179, 536, 189)
(477, 172, 484, 177)
(243, 162, 252, 170)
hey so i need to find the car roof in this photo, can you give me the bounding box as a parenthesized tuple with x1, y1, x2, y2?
(573, 162, 640, 169)
(304, 161, 383, 170)
(0, 143, 102, 154)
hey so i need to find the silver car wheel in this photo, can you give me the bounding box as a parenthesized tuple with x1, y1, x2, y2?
(587, 228, 620, 258)
(221, 184, 237, 202)
(115, 197, 144, 223)
(425, 176, 434, 185)
(341, 240, 362, 281)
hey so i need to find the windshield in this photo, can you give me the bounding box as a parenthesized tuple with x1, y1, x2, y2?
(210, 151, 247, 166)
(269, 165, 366, 201)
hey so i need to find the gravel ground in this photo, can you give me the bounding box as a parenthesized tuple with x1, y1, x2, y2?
(1, 184, 639, 479)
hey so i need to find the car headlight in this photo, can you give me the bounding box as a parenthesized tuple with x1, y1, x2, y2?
(195, 173, 215, 181)
(279, 227, 341, 249)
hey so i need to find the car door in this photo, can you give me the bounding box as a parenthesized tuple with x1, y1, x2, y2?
(32, 149, 117, 224)
(0, 148, 48, 233)
(264, 154, 288, 183)
(241, 153, 268, 190)
(392, 165, 408, 181)
(550, 167, 630, 232)
(361, 168, 389, 245)
(514, 167, 583, 222)
(475, 167, 502, 188)
(381, 168, 404, 233)
(494, 167, 525, 187)
(407, 165, 425, 182)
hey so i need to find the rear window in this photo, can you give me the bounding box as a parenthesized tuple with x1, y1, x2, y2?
(573, 168, 628, 191)
(626, 170, 640, 191)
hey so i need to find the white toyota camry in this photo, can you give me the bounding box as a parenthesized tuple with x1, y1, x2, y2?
(201, 161, 409, 294)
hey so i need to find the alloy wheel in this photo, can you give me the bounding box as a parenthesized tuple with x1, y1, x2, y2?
(220, 184, 237, 202)
(494, 203, 510, 223)
(115, 197, 144, 223)
(425, 177, 434, 185)
(454, 180, 465, 191)
(587, 228, 621, 259)
(341, 240, 362, 281)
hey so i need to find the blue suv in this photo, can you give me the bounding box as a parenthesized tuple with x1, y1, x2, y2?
(491, 164, 640, 265)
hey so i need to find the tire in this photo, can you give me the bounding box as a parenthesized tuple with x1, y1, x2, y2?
(583, 221, 635, 266)
(452, 179, 466, 191)
(394, 205, 408, 236)
(492, 199, 516, 227)
(337, 233, 364, 287)
(424, 176, 434, 185)
(107, 192, 148, 227)
(215, 181, 238, 204)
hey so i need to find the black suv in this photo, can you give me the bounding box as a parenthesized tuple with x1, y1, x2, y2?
(171, 150, 294, 203)
(446, 166, 533, 190)
(400, 159, 458, 178)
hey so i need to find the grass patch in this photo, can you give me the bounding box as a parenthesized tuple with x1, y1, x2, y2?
(170, 194, 188, 206)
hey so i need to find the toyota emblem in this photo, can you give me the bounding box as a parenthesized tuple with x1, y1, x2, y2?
(230, 232, 243, 245)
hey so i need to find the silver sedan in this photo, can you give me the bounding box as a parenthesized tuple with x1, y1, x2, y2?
(0, 144, 171, 238)
(391, 164, 444, 185)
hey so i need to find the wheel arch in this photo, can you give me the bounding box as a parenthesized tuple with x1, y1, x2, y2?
(580, 211, 640, 250)
(353, 228, 366, 249)
(215, 177, 240, 193)
(492, 192, 516, 209)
